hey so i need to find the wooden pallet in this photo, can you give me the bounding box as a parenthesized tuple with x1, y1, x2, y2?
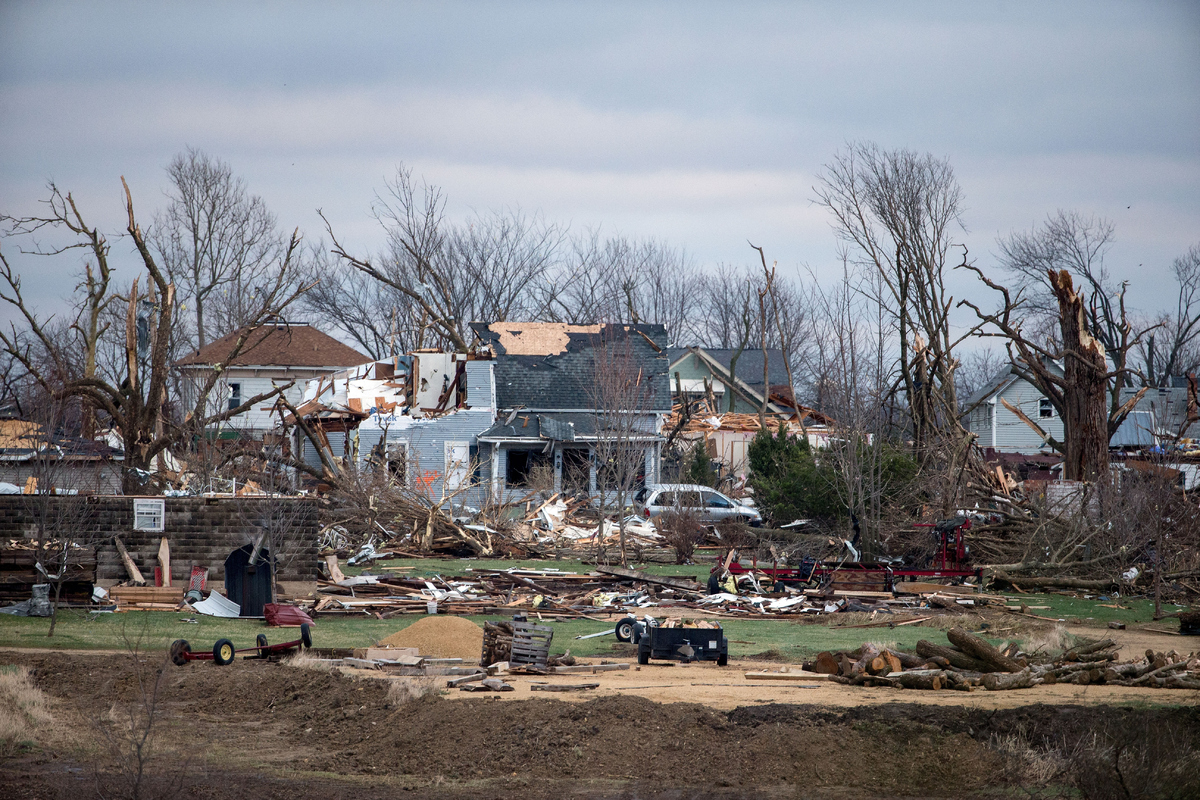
(509, 620, 553, 667)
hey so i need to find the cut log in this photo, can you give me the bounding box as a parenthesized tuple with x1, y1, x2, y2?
(915, 640, 991, 672)
(894, 670, 947, 690)
(893, 650, 930, 670)
(947, 627, 1024, 673)
(812, 652, 840, 675)
(1062, 639, 1116, 661)
(852, 643, 881, 676)
(883, 651, 902, 673)
(981, 668, 1042, 690)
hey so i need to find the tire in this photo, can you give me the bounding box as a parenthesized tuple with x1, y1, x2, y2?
(631, 623, 645, 645)
(614, 617, 636, 643)
(637, 647, 650, 666)
(170, 639, 190, 667)
(300, 623, 312, 649)
(213, 638, 236, 666)
(256, 633, 269, 651)
(717, 653, 728, 666)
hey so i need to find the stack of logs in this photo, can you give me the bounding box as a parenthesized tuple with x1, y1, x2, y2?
(812, 626, 1200, 691)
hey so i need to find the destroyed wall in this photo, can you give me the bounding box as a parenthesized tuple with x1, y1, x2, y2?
(0, 495, 319, 585)
(303, 360, 497, 506)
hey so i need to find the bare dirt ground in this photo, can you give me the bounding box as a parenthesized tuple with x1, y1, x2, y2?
(2, 644, 1199, 800)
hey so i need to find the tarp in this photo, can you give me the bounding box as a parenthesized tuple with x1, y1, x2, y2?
(192, 591, 241, 618)
(263, 603, 314, 627)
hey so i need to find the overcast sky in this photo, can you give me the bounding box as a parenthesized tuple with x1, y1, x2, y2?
(2, 1, 1198, 338)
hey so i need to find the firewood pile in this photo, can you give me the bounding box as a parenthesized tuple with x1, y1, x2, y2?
(811, 626, 1200, 691)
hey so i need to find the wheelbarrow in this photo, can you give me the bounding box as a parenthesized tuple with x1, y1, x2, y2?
(170, 623, 312, 666)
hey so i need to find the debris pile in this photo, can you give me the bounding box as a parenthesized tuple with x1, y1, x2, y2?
(0, 541, 95, 604)
(807, 626, 1200, 691)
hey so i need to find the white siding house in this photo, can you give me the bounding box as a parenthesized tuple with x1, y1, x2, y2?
(175, 322, 369, 437)
(964, 365, 1065, 454)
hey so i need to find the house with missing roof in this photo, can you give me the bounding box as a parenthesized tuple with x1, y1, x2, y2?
(473, 322, 672, 502)
(290, 322, 671, 507)
(175, 322, 369, 438)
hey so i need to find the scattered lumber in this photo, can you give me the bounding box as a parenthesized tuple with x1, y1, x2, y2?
(530, 682, 599, 692)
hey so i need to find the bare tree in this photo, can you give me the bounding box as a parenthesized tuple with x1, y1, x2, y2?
(959, 264, 1145, 481)
(1, 179, 309, 493)
(996, 211, 1124, 362)
(814, 142, 971, 454)
(1140, 243, 1200, 386)
(590, 327, 663, 565)
(323, 164, 565, 352)
(151, 148, 285, 349)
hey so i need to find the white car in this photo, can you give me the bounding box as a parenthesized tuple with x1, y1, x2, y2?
(636, 484, 761, 526)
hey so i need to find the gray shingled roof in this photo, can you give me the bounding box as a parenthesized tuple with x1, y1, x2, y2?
(471, 323, 672, 412)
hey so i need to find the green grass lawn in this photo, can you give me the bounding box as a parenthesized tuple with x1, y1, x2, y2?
(0, 609, 950, 660)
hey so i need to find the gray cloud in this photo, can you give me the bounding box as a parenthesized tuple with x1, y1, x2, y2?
(1, 0, 1197, 326)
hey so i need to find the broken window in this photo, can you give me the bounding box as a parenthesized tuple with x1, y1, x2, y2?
(1039, 398, 1053, 419)
(228, 382, 242, 412)
(385, 442, 407, 484)
(505, 448, 552, 488)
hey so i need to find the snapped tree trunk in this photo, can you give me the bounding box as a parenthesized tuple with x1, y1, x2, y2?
(1049, 269, 1109, 481)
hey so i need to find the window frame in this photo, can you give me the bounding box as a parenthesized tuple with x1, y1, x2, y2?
(133, 498, 165, 532)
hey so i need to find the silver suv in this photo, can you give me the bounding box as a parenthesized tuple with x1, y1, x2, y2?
(637, 484, 761, 526)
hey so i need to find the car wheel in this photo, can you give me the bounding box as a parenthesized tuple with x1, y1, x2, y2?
(615, 617, 636, 643)
(170, 639, 190, 666)
(637, 647, 650, 666)
(213, 638, 236, 666)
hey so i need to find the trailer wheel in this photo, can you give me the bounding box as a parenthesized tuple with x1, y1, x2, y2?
(300, 623, 312, 649)
(637, 648, 650, 665)
(256, 633, 269, 650)
(170, 639, 190, 666)
(213, 638, 236, 666)
(717, 653, 728, 666)
(614, 617, 636, 643)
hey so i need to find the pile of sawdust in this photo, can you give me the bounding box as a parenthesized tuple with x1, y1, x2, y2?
(378, 616, 484, 661)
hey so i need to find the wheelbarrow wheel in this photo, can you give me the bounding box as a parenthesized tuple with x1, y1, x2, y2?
(256, 633, 269, 650)
(300, 623, 312, 649)
(170, 639, 190, 666)
(213, 638, 236, 666)
(614, 617, 636, 643)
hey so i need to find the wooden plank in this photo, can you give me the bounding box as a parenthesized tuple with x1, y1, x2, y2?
(549, 663, 630, 674)
(113, 536, 145, 585)
(595, 566, 703, 592)
(157, 537, 171, 587)
(745, 670, 832, 681)
(530, 683, 599, 692)
(446, 672, 486, 687)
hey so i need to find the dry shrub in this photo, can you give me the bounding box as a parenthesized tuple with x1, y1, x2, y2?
(990, 730, 1070, 788)
(656, 509, 706, 564)
(1021, 625, 1073, 658)
(0, 665, 52, 756)
(387, 677, 441, 705)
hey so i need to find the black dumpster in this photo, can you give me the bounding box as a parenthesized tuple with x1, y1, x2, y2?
(637, 624, 728, 665)
(224, 544, 275, 618)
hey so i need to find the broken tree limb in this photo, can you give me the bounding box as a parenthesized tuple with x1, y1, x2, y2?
(594, 566, 703, 592)
(981, 668, 1042, 691)
(947, 627, 1025, 673)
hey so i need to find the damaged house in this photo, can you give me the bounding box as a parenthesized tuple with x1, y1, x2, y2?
(292, 322, 671, 508)
(473, 322, 671, 502)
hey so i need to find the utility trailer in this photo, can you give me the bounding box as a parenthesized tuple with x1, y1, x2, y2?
(728, 516, 982, 592)
(170, 624, 312, 666)
(617, 617, 728, 665)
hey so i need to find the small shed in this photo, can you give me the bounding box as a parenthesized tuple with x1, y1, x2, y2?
(224, 544, 275, 618)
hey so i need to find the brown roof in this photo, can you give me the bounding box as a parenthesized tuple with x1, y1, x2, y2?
(175, 323, 369, 369)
